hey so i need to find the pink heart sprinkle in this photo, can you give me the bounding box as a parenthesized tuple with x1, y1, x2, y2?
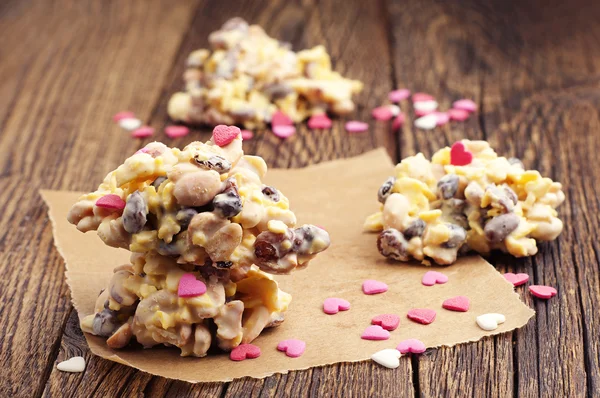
(113, 111, 135, 122)
(323, 298, 350, 315)
(361, 325, 390, 341)
(271, 110, 293, 126)
(241, 129, 254, 140)
(165, 125, 190, 138)
(415, 109, 435, 117)
(396, 339, 426, 354)
(453, 99, 478, 113)
(372, 106, 394, 121)
(277, 339, 306, 358)
(177, 273, 207, 298)
(371, 314, 400, 331)
(407, 308, 436, 325)
(450, 142, 473, 166)
(212, 124, 240, 146)
(442, 296, 470, 312)
(345, 120, 369, 133)
(412, 92, 435, 102)
(95, 194, 125, 210)
(529, 285, 557, 299)
(503, 273, 530, 287)
(392, 113, 405, 130)
(307, 114, 332, 129)
(272, 124, 296, 138)
(362, 279, 388, 295)
(447, 108, 470, 121)
(131, 126, 154, 138)
(230, 344, 261, 361)
(388, 89, 411, 103)
(434, 112, 450, 126)
(421, 271, 449, 286)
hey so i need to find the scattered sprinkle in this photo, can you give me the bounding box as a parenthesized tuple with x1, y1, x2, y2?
(165, 125, 190, 138)
(529, 285, 557, 299)
(433, 111, 450, 126)
(407, 308, 436, 325)
(271, 110, 293, 126)
(57, 357, 86, 373)
(413, 100, 438, 114)
(277, 339, 306, 358)
(388, 89, 411, 103)
(177, 273, 207, 298)
(503, 273, 530, 287)
(388, 104, 401, 116)
(345, 120, 369, 133)
(323, 297, 350, 315)
(119, 117, 142, 131)
(421, 271, 448, 286)
(442, 296, 470, 312)
(396, 339, 426, 354)
(450, 142, 473, 166)
(113, 111, 135, 122)
(371, 314, 400, 331)
(362, 279, 389, 295)
(372, 106, 395, 121)
(131, 126, 154, 138)
(272, 124, 296, 138)
(230, 344, 261, 361)
(392, 113, 405, 130)
(414, 114, 438, 130)
(95, 194, 125, 210)
(241, 129, 254, 140)
(412, 92, 435, 102)
(307, 114, 333, 129)
(453, 99, 478, 112)
(447, 108, 470, 121)
(476, 313, 505, 331)
(371, 348, 401, 369)
(212, 125, 240, 146)
(361, 325, 391, 340)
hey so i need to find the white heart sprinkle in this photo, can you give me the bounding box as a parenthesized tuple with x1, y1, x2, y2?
(476, 313, 506, 331)
(388, 104, 401, 116)
(57, 356, 86, 373)
(414, 114, 438, 130)
(119, 118, 142, 131)
(413, 100, 438, 113)
(371, 348, 401, 369)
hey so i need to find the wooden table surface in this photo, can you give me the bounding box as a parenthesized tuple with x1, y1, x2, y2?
(1, 0, 599, 397)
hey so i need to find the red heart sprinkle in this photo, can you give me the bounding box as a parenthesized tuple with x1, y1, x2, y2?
(450, 142, 473, 166)
(177, 273, 207, 298)
(271, 111, 293, 126)
(503, 273, 529, 287)
(371, 314, 400, 331)
(230, 344, 261, 361)
(442, 296, 470, 312)
(95, 194, 125, 210)
(529, 285, 557, 299)
(307, 114, 332, 129)
(212, 125, 241, 146)
(407, 308, 436, 325)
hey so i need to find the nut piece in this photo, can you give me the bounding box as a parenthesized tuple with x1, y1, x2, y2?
(173, 170, 222, 207)
(106, 321, 133, 349)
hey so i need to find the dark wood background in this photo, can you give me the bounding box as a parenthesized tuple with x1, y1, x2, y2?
(1, 0, 599, 397)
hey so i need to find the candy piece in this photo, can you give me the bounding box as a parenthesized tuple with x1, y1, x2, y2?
(56, 357, 86, 373)
(177, 273, 207, 298)
(396, 339, 426, 354)
(119, 118, 142, 131)
(529, 285, 557, 299)
(361, 325, 390, 340)
(412, 92, 434, 102)
(503, 273, 530, 287)
(230, 343, 261, 361)
(414, 114, 437, 130)
(442, 296, 470, 312)
(131, 126, 154, 138)
(392, 113, 405, 130)
(388, 89, 411, 103)
(413, 100, 438, 114)
(421, 271, 448, 286)
(371, 314, 400, 331)
(372, 106, 394, 121)
(272, 125, 296, 138)
(307, 114, 332, 129)
(453, 99, 477, 112)
(362, 279, 389, 295)
(371, 348, 401, 369)
(165, 125, 190, 138)
(388, 105, 401, 116)
(212, 125, 241, 146)
(241, 129, 254, 140)
(113, 111, 135, 122)
(450, 142, 473, 166)
(271, 111, 293, 126)
(277, 339, 306, 358)
(433, 111, 450, 126)
(323, 298, 350, 314)
(345, 121, 369, 133)
(407, 308, 436, 325)
(96, 194, 125, 210)
(476, 313, 505, 331)
(447, 108, 470, 121)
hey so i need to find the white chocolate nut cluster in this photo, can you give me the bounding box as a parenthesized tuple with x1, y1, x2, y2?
(168, 17, 363, 129)
(70, 127, 330, 356)
(364, 140, 565, 265)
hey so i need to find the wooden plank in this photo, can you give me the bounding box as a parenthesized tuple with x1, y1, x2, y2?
(387, 0, 600, 396)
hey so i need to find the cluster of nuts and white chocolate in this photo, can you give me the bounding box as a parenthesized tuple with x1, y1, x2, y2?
(69, 125, 330, 356)
(365, 140, 565, 265)
(168, 17, 363, 129)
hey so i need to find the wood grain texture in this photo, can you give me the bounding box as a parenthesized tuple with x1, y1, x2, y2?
(0, 0, 599, 396)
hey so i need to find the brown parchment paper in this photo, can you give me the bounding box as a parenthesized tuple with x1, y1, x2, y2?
(41, 148, 534, 383)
